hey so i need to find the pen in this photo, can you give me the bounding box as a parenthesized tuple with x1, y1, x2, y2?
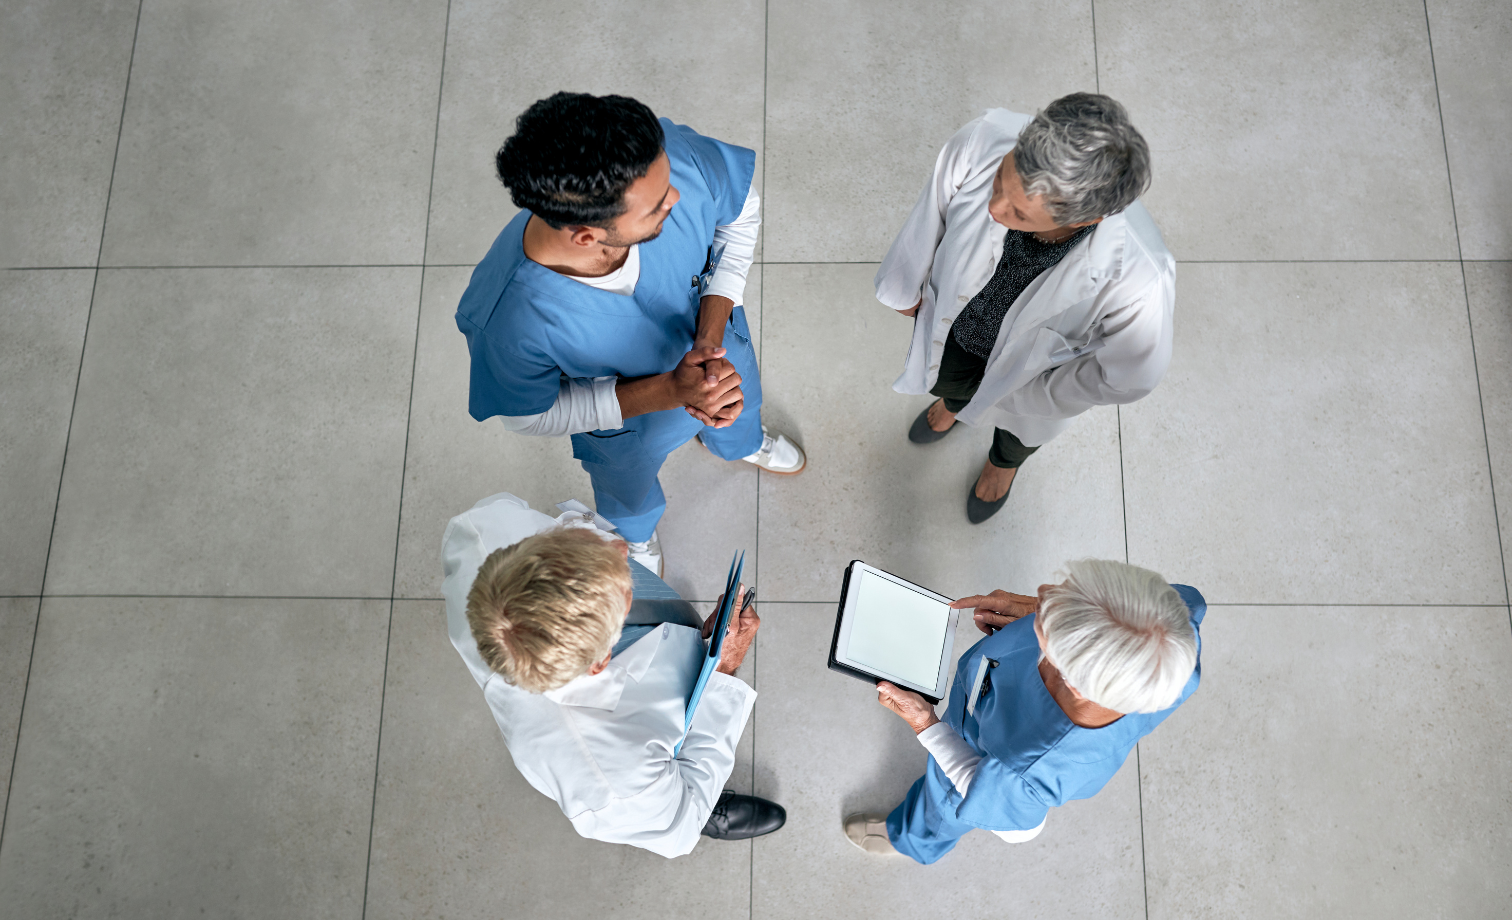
(739, 587, 757, 613)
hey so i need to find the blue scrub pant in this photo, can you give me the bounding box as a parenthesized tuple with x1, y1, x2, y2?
(569, 307, 764, 543)
(887, 761, 982, 865)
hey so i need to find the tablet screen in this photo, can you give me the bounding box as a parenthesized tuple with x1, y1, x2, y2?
(845, 569, 952, 689)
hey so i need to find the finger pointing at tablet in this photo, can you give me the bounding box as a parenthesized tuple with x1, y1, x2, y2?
(951, 589, 1039, 636)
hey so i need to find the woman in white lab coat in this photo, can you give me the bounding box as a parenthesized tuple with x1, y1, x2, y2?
(875, 94, 1174, 522)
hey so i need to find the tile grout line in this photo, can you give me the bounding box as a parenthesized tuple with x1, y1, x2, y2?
(358, 3, 453, 918)
(12, 259, 1506, 273)
(1135, 743, 1150, 920)
(1117, 406, 1130, 565)
(0, 0, 146, 860)
(1420, 0, 1511, 618)
(1092, 1, 1152, 913)
(1090, 0, 1101, 94)
(750, 3, 770, 913)
(16, 595, 1512, 608)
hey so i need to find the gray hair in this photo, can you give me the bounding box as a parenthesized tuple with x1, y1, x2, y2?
(1039, 559, 1196, 714)
(1013, 93, 1151, 225)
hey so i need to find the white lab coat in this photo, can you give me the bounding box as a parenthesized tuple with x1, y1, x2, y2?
(875, 109, 1176, 446)
(441, 493, 756, 858)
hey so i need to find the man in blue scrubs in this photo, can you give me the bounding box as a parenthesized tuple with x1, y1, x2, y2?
(457, 93, 805, 575)
(845, 559, 1204, 862)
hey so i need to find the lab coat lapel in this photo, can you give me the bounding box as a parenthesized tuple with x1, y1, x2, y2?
(964, 215, 1127, 418)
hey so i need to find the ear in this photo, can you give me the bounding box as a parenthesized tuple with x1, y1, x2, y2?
(587, 651, 612, 676)
(1070, 216, 1105, 229)
(567, 225, 606, 248)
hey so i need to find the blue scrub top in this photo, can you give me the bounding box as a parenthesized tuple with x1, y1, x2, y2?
(939, 585, 1206, 831)
(456, 119, 756, 421)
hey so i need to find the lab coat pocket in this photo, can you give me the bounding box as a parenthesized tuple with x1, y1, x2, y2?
(570, 428, 646, 468)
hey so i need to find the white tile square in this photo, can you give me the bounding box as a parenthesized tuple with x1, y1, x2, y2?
(1121, 262, 1503, 604)
(99, 0, 448, 266)
(1097, 0, 1459, 260)
(758, 263, 1126, 603)
(1141, 606, 1512, 919)
(47, 268, 419, 596)
(762, 0, 1096, 262)
(0, 0, 138, 267)
(0, 597, 388, 919)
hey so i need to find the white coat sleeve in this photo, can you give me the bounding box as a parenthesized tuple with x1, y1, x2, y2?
(1006, 280, 1174, 419)
(567, 673, 756, 858)
(500, 376, 624, 436)
(703, 187, 760, 305)
(874, 117, 984, 312)
(916, 722, 1046, 844)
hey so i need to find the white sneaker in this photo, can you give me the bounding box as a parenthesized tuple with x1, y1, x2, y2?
(625, 530, 663, 578)
(741, 426, 806, 475)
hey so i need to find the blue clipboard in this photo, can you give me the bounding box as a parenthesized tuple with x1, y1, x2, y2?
(674, 550, 743, 757)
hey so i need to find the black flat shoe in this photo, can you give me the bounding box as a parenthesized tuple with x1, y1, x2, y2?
(908, 402, 955, 444)
(966, 473, 1015, 524)
(701, 790, 787, 840)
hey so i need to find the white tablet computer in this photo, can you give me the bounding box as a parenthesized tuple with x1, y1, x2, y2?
(827, 561, 959, 704)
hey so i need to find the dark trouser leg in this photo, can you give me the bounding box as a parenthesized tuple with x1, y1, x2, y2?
(929, 329, 988, 414)
(987, 428, 1039, 469)
(930, 330, 1041, 469)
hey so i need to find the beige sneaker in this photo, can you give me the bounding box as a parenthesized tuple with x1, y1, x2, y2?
(843, 813, 901, 855)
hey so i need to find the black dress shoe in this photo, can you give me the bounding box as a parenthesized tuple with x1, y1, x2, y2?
(908, 402, 955, 444)
(966, 472, 1015, 524)
(701, 790, 786, 840)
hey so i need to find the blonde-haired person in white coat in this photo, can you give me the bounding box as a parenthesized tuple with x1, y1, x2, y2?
(876, 93, 1174, 523)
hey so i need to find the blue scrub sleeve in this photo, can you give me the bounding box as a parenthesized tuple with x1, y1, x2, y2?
(663, 121, 755, 227)
(458, 313, 561, 420)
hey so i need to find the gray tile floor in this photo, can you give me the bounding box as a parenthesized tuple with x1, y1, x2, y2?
(2, 0, 1509, 917)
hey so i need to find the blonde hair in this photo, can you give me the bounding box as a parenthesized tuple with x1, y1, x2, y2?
(466, 527, 632, 693)
(1039, 559, 1197, 714)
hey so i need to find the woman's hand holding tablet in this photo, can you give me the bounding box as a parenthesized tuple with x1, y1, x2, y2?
(876, 681, 941, 733)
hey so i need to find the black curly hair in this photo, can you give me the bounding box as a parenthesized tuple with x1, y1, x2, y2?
(495, 92, 665, 229)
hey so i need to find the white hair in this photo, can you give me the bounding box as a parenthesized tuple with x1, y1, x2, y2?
(1013, 92, 1151, 225)
(1039, 559, 1196, 714)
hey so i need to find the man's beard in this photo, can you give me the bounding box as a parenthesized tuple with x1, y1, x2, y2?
(603, 223, 664, 248)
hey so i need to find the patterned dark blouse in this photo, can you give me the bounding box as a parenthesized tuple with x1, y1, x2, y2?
(950, 226, 1093, 358)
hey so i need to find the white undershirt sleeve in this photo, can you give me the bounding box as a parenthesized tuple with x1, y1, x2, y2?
(917, 721, 984, 793)
(915, 721, 1045, 844)
(499, 376, 624, 436)
(702, 187, 760, 305)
